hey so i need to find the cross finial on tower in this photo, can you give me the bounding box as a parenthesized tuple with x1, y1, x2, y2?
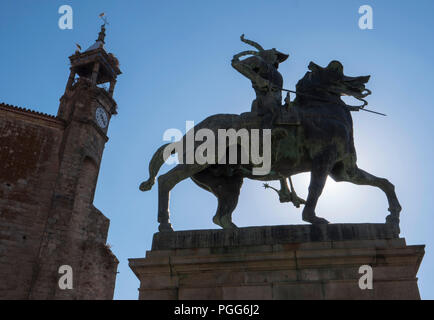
(99, 13, 109, 25)
(97, 13, 109, 44)
(97, 24, 106, 44)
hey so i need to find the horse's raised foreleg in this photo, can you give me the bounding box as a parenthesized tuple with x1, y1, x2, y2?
(330, 167, 402, 229)
(157, 164, 208, 232)
(278, 178, 291, 202)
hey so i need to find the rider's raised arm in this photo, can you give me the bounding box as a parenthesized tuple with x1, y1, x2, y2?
(231, 54, 269, 89)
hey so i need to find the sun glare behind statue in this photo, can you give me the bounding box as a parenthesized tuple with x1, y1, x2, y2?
(290, 170, 385, 225)
(236, 155, 388, 229)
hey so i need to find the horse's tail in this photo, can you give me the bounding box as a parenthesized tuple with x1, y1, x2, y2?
(139, 143, 171, 192)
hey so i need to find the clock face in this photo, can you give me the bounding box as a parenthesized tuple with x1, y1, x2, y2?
(95, 106, 108, 128)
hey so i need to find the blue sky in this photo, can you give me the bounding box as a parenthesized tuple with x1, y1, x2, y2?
(1, 0, 433, 299)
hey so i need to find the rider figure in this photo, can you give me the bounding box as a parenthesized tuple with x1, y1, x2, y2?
(231, 35, 304, 208)
(231, 35, 289, 129)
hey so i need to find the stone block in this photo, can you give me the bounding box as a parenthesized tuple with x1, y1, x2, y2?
(222, 285, 272, 300)
(129, 224, 424, 300)
(273, 282, 323, 300)
(323, 280, 374, 300)
(179, 287, 222, 300)
(139, 288, 178, 300)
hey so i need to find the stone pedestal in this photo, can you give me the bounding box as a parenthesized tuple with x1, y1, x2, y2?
(129, 224, 424, 300)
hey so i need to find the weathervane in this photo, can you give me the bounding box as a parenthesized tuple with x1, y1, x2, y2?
(75, 13, 109, 53)
(99, 12, 109, 26)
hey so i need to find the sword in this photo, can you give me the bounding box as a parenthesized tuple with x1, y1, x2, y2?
(354, 108, 386, 116)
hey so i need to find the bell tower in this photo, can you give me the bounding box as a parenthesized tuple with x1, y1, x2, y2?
(58, 23, 121, 123)
(54, 23, 122, 211)
(27, 23, 122, 299)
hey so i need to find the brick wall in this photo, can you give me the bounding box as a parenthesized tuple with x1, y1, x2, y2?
(0, 104, 118, 299)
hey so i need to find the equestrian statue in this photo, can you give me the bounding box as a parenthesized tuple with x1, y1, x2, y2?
(139, 35, 401, 234)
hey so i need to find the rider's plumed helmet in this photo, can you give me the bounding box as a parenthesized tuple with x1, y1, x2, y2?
(239, 34, 289, 67)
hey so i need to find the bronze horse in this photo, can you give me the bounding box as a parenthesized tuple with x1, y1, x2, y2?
(139, 60, 401, 233)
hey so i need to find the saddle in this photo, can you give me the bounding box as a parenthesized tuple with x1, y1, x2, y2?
(238, 105, 301, 128)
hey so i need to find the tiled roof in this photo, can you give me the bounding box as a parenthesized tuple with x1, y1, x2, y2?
(0, 102, 58, 120)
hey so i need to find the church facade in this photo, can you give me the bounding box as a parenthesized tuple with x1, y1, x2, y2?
(0, 25, 120, 299)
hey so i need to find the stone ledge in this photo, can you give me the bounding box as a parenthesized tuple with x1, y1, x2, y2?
(130, 224, 424, 300)
(129, 244, 424, 277)
(151, 223, 399, 250)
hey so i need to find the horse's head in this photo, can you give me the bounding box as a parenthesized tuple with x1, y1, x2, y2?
(297, 60, 371, 106)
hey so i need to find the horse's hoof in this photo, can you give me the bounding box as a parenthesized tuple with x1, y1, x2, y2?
(279, 195, 291, 203)
(220, 216, 238, 229)
(158, 222, 174, 232)
(303, 216, 330, 224)
(291, 194, 306, 208)
(386, 214, 399, 224)
(221, 224, 239, 230)
(213, 215, 222, 228)
(312, 217, 330, 224)
(295, 196, 306, 205)
(385, 214, 400, 235)
(139, 180, 154, 191)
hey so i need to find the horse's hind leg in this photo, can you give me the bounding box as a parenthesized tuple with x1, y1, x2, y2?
(330, 166, 402, 230)
(212, 176, 243, 229)
(157, 164, 208, 232)
(192, 171, 243, 229)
